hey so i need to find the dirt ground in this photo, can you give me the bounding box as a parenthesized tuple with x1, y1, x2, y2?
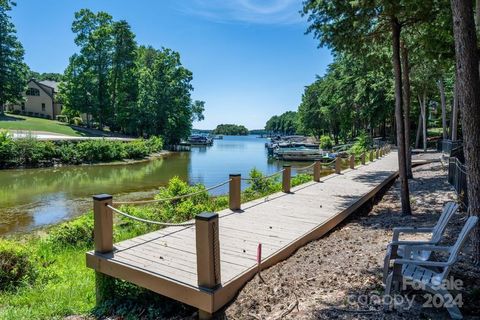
(217, 162, 480, 320)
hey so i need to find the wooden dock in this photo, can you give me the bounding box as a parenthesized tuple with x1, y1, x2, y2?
(87, 148, 399, 317)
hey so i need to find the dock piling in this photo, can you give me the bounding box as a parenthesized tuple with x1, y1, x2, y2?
(361, 153, 366, 165)
(93, 194, 115, 305)
(229, 174, 241, 211)
(335, 157, 342, 174)
(196, 212, 221, 319)
(349, 154, 355, 169)
(282, 165, 291, 193)
(313, 161, 321, 182)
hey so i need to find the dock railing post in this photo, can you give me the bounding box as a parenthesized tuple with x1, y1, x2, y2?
(229, 174, 241, 211)
(361, 152, 366, 165)
(196, 212, 221, 319)
(282, 165, 291, 193)
(93, 194, 115, 306)
(313, 161, 321, 182)
(335, 157, 342, 174)
(349, 154, 355, 169)
(369, 150, 374, 162)
(375, 149, 379, 159)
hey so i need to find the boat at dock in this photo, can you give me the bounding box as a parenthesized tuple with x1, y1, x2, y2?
(188, 134, 213, 146)
(273, 147, 335, 161)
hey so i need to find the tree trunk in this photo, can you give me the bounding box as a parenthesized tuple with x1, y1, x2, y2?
(452, 78, 459, 141)
(451, 0, 480, 264)
(415, 112, 422, 149)
(438, 77, 448, 140)
(401, 40, 413, 178)
(391, 18, 411, 215)
(420, 91, 428, 152)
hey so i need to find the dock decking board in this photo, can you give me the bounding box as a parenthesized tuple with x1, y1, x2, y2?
(87, 151, 400, 314)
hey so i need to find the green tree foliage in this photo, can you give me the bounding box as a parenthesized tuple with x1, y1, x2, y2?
(264, 111, 299, 135)
(0, 0, 28, 114)
(212, 124, 249, 135)
(28, 71, 64, 82)
(60, 10, 203, 144)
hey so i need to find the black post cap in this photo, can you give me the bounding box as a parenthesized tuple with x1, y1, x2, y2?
(93, 194, 113, 201)
(283, 165, 291, 167)
(196, 212, 219, 221)
(229, 173, 241, 177)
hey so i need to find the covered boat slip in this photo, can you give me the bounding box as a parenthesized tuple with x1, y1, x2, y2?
(86, 148, 399, 317)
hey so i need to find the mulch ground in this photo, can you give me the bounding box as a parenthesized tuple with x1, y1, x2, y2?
(217, 162, 480, 320)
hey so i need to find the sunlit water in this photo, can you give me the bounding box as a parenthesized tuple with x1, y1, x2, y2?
(0, 135, 309, 235)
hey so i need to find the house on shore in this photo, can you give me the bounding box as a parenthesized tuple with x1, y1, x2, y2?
(6, 79, 62, 119)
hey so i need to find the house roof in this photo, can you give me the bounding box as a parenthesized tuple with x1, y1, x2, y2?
(38, 80, 60, 93)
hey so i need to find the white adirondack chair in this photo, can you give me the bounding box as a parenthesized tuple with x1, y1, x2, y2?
(384, 216, 478, 319)
(383, 202, 459, 283)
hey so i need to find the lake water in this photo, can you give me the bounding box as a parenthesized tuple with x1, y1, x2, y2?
(0, 135, 310, 235)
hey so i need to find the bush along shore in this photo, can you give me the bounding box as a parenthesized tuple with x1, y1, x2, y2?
(0, 131, 163, 169)
(0, 170, 312, 319)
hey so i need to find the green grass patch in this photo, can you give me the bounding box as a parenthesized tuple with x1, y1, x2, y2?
(0, 114, 85, 137)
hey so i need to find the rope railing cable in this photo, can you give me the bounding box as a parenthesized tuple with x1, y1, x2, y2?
(293, 162, 316, 171)
(113, 179, 232, 205)
(241, 169, 285, 181)
(107, 205, 195, 226)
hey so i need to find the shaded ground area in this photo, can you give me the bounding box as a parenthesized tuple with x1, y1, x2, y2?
(220, 162, 480, 319)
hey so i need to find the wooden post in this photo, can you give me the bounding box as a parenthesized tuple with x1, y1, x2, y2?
(313, 161, 321, 182)
(93, 194, 115, 306)
(375, 149, 379, 159)
(196, 212, 221, 319)
(282, 165, 291, 193)
(335, 157, 342, 174)
(229, 174, 241, 211)
(361, 152, 366, 165)
(369, 150, 374, 162)
(349, 154, 355, 169)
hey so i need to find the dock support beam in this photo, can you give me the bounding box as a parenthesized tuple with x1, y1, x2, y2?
(93, 194, 115, 306)
(282, 165, 291, 193)
(229, 174, 241, 211)
(361, 153, 366, 165)
(349, 154, 355, 169)
(196, 212, 221, 319)
(313, 161, 321, 182)
(335, 157, 342, 174)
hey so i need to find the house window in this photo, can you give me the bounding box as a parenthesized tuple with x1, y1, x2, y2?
(41, 103, 46, 111)
(21, 102, 25, 111)
(26, 88, 40, 96)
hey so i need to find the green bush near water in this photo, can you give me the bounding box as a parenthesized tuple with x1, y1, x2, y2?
(0, 241, 37, 291)
(0, 131, 163, 168)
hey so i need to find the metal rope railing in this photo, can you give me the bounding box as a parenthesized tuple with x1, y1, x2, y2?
(107, 205, 195, 226)
(241, 169, 285, 181)
(113, 179, 232, 205)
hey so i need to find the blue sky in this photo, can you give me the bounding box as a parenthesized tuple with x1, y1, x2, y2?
(10, 0, 332, 130)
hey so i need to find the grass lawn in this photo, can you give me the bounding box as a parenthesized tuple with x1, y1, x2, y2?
(0, 114, 86, 137)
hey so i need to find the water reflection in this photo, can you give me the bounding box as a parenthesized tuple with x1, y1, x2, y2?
(0, 136, 302, 235)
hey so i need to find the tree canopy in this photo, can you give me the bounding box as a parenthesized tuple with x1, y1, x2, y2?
(0, 0, 28, 114)
(59, 9, 204, 144)
(212, 124, 249, 136)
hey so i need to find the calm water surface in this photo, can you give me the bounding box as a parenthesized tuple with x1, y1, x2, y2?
(0, 135, 307, 235)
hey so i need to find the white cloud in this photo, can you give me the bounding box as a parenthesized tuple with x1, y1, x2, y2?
(176, 0, 303, 25)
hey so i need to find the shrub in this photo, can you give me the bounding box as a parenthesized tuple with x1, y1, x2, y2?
(11, 109, 21, 115)
(47, 214, 94, 248)
(243, 168, 281, 200)
(56, 115, 68, 123)
(349, 132, 371, 155)
(124, 140, 150, 159)
(71, 117, 83, 126)
(319, 135, 333, 150)
(145, 136, 163, 153)
(56, 142, 81, 164)
(77, 139, 126, 162)
(14, 135, 48, 166)
(0, 131, 17, 167)
(0, 241, 36, 291)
